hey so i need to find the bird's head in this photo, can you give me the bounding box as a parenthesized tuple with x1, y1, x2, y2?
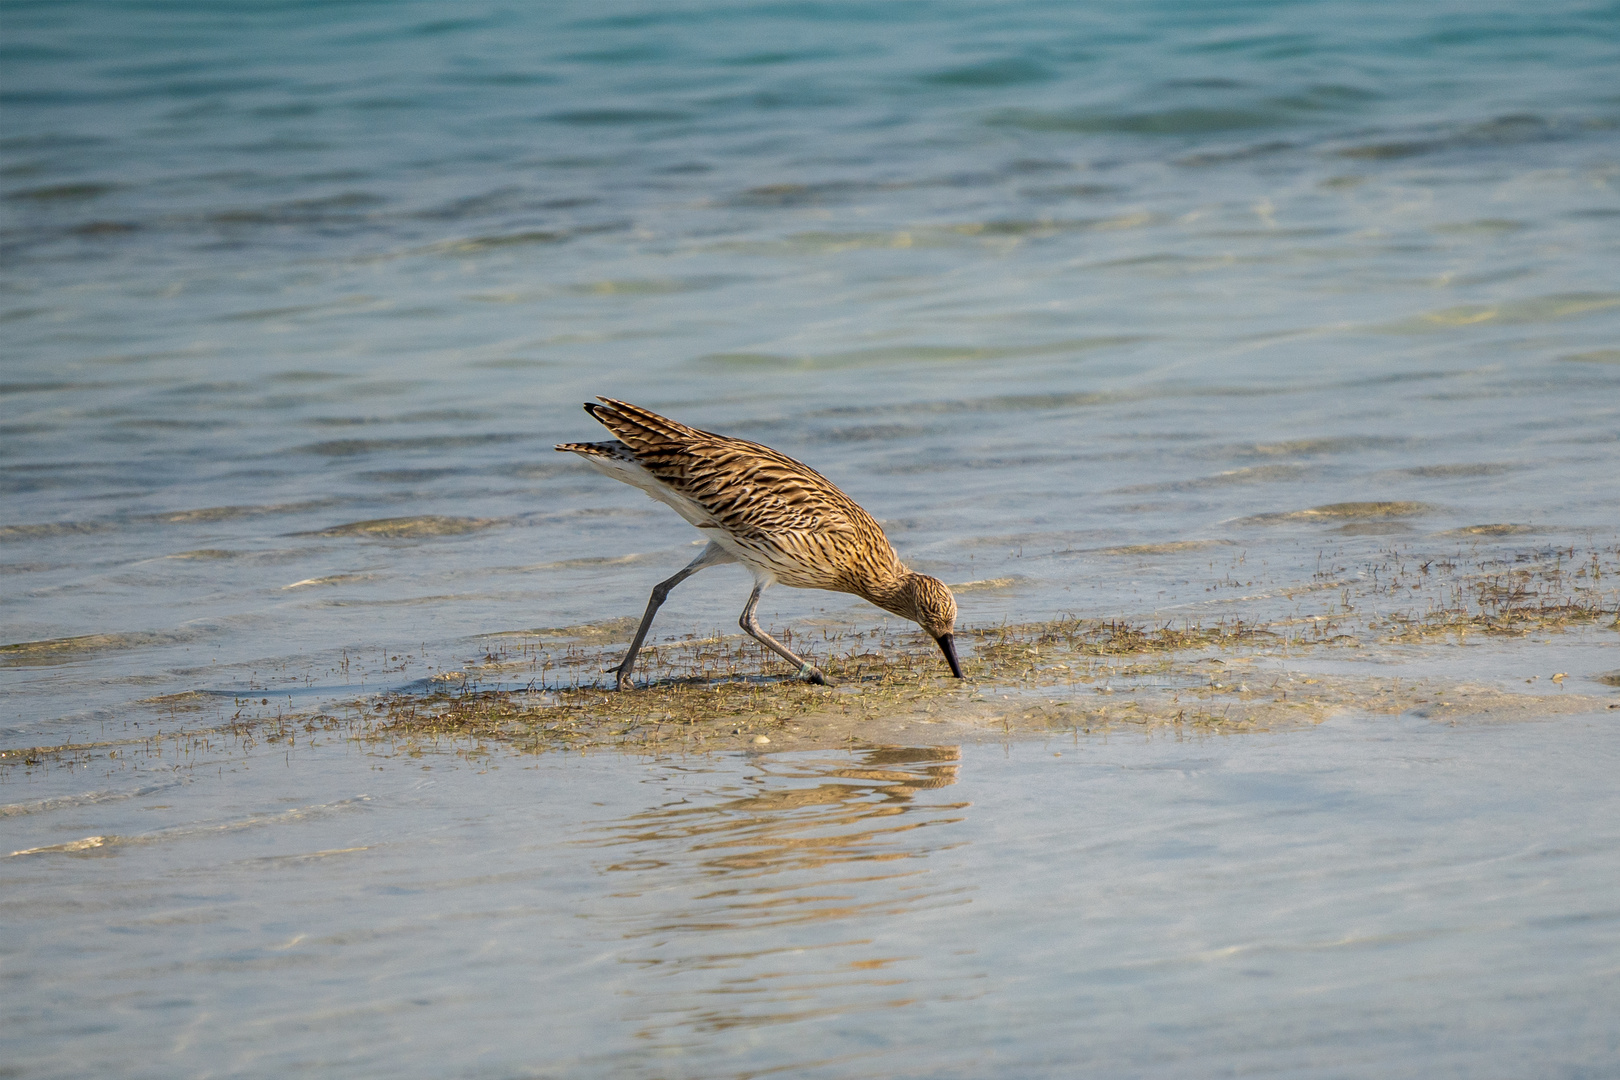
(896, 573, 963, 679)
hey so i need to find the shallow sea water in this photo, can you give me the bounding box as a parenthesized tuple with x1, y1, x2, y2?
(3, 2, 1619, 1075)
(7, 714, 1619, 1080)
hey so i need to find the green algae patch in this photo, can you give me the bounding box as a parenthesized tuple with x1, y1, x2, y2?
(136, 690, 217, 711)
(1443, 524, 1539, 537)
(304, 515, 502, 539)
(0, 631, 190, 667)
(484, 616, 642, 643)
(1092, 540, 1237, 556)
(1238, 501, 1436, 526)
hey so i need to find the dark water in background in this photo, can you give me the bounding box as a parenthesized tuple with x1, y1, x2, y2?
(3, 8, 1620, 1075)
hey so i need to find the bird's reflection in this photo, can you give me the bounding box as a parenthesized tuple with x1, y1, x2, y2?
(582, 746, 978, 1046)
(599, 745, 964, 897)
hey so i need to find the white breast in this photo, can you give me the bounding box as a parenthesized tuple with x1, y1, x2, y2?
(578, 451, 717, 530)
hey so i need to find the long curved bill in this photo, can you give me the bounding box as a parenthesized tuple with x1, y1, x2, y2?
(935, 633, 964, 679)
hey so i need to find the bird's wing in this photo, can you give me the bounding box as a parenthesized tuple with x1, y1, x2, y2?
(582, 399, 893, 564)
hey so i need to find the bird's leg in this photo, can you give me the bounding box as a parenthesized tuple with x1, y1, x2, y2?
(614, 542, 734, 691)
(739, 582, 830, 686)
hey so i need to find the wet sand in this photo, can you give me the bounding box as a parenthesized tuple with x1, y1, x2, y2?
(6, 540, 1614, 770)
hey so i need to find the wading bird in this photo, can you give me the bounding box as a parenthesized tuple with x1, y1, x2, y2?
(556, 398, 964, 690)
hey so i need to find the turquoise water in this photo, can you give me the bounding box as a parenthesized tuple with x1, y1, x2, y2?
(3, 3, 1620, 1075)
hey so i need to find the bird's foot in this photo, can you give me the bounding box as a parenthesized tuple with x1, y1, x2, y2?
(796, 663, 832, 686)
(614, 670, 637, 692)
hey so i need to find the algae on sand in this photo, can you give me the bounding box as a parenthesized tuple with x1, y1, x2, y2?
(6, 543, 1617, 769)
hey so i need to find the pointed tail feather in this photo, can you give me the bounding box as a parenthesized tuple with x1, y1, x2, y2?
(585, 398, 710, 450)
(555, 439, 627, 456)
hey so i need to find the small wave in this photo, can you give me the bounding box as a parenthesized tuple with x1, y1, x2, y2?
(723, 181, 880, 208)
(704, 216, 1157, 256)
(810, 379, 1272, 422)
(138, 500, 339, 524)
(563, 275, 735, 296)
(1021, 183, 1124, 200)
(1374, 292, 1620, 333)
(71, 220, 139, 235)
(511, 552, 665, 573)
(1335, 522, 1415, 535)
(0, 307, 60, 324)
(309, 594, 489, 608)
(203, 193, 385, 227)
(1093, 253, 1243, 277)
(809, 423, 936, 443)
(424, 229, 567, 252)
(1334, 113, 1571, 160)
(1, 630, 194, 666)
(1236, 501, 1437, 526)
(700, 337, 1139, 371)
(137, 691, 217, 709)
(1233, 437, 1412, 457)
(9, 835, 118, 857)
(282, 573, 379, 589)
(1442, 524, 1541, 537)
(485, 615, 640, 642)
(248, 846, 374, 866)
(466, 357, 562, 368)
(1431, 219, 1527, 235)
(301, 516, 503, 539)
(7, 795, 373, 856)
(4, 182, 118, 201)
(292, 433, 526, 456)
(0, 780, 188, 819)
(0, 520, 119, 541)
(545, 108, 689, 125)
(1392, 464, 1514, 479)
(354, 468, 469, 483)
(1091, 540, 1239, 556)
(305, 409, 491, 427)
(989, 106, 1288, 135)
(1108, 465, 1312, 494)
(216, 294, 381, 322)
(1176, 140, 1296, 166)
(921, 57, 1053, 88)
(162, 548, 303, 564)
(948, 577, 1027, 592)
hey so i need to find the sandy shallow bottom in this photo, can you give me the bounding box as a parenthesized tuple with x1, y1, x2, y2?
(4, 629, 1618, 1080)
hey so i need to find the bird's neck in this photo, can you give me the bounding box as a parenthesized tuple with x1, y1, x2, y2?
(856, 567, 916, 622)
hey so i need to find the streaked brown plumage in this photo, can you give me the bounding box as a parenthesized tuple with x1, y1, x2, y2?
(556, 398, 963, 689)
